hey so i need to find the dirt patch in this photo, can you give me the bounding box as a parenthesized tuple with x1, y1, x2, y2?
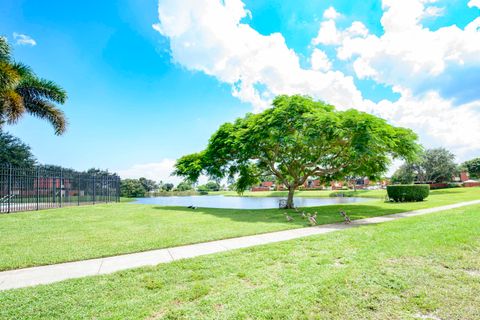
(414, 313, 442, 320)
(464, 269, 480, 277)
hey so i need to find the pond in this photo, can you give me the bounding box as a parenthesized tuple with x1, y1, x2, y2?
(133, 195, 371, 209)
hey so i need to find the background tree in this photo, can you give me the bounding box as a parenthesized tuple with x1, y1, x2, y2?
(86, 168, 111, 176)
(197, 181, 220, 192)
(161, 182, 174, 192)
(175, 181, 193, 191)
(416, 148, 457, 183)
(0, 130, 36, 167)
(462, 157, 480, 179)
(138, 177, 158, 192)
(174, 95, 419, 208)
(0, 37, 67, 134)
(392, 148, 458, 184)
(120, 179, 146, 198)
(391, 163, 416, 184)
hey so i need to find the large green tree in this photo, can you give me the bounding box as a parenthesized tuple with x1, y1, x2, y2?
(0, 37, 67, 134)
(391, 163, 416, 184)
(393, 148, 458, 184)
(174, 95, 419, 208)
(120, 179, 146, 198)
(462, 157, 480, 179)
(0, 130, 36, 167)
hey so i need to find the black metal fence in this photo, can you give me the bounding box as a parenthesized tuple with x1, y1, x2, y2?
(0, 165, 120, 213)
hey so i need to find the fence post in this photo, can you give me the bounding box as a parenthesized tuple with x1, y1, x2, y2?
(36, 167, 40, 210)
(52, 173, 56, 206)
(59, 168, 63, 208)
(93, 174, 96, 205)
(117, 176, 120, 202)
(7, 164, 12, 213)
(78, 172, 81, 206)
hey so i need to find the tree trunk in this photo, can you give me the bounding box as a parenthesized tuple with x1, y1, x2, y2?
(286, 186, 295, 209)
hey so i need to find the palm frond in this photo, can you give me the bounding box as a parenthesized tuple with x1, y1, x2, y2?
(0, 37, 11, 62)
(17, 75, 67, 104)
(11, 62, 34, 78)
(24, 97, 67, 135)
(0, 90, 25, 123)
(0, 62, 22, 90)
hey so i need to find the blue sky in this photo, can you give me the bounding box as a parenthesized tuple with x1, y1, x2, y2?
(2, 0, 480, 182)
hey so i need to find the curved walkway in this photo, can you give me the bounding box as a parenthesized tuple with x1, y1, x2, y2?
(1, 199, 480, 291)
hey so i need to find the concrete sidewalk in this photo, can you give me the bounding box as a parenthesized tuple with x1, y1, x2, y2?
(1, 199, 479, 291)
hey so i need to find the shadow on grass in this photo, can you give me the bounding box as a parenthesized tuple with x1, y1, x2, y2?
(154, 203, 408, 227)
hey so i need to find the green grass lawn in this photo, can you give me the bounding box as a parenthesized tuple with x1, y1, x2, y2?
(0, 187, 478, 271)
(1, 203, 479, 319)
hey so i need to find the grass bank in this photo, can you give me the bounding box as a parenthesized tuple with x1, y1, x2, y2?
(1, 204, 479, 319)
(0, 187, 478, 271)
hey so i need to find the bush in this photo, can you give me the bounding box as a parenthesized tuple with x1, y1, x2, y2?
(387, 184, 430, 202)
(447, 182, 462, 188)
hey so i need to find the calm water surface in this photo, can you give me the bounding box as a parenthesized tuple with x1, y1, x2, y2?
(133, 195, 371, 209)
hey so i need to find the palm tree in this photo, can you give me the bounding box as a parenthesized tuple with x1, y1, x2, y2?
(0, 37, 67, 135)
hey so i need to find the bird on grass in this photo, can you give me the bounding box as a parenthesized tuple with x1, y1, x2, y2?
(339, 210, 351, 224)
(284, 213, 294, 222)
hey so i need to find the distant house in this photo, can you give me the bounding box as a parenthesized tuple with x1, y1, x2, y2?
(34, 178, 72, 196)
(458, 171, 480, 187)
(251, 181, 275, 192)
(34, 177, 71, 189)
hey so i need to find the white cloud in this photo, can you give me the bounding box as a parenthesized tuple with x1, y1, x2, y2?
(310, 48, 331, 71)
(117, 159, 180, 183)
(13, 33, 36, 46)
(332, 0, 480, 104)
(154, 0, 480, 160)
(154, 0, 366, 112)
(373, 90, 480, 157)
(117, 159, 209, 185)
(323, 6, 341, 20)
(468, 0, 480, 9)
(312, 19, 368, 46)
(423, 6, 444, 18)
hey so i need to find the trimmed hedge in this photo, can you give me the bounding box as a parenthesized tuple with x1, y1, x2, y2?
(387, 184, 430, 202)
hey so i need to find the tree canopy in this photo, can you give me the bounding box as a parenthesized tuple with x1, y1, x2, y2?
(120, 179, 147, 198)
(392, 148, 458, 184)
(461, 157, 480, 179)
(197, 181, 221, 192)
(175, 181, 193, 191)
(0, 130, 36, 167)
(0, 37, 67, 134)
(174, 95, 419, 208)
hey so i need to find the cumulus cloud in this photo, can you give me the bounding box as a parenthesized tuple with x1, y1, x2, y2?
(312, 16, 368, 46)
(423, 6, 445, 18)
(310, 48, 332, 71)
(118, 159, 211, 185)
(117, 159, 181, 183)
(331, 0, 480, 104)
(323, 6, 341, 20)
(153, 0, 480, 160)
(373, 90, 480, 155)
(153, 0, 366, 112)
(13, 33, 36, 46)
(468, 0, 480, 9)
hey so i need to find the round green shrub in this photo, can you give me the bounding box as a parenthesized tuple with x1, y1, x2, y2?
(387, 184, 430, 202)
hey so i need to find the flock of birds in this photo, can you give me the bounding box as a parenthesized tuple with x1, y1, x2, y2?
(285, 208, 351, 225)
(185, 204, 351, 225)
